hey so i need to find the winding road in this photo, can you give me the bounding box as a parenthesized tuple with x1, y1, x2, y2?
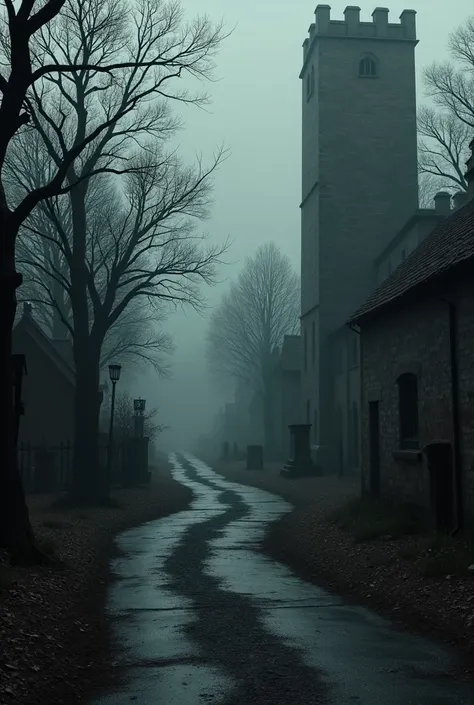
(91, 453, 474, 705)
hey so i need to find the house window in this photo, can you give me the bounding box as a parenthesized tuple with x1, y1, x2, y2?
(397, 373, 419, 449)
(306, 399, 311, 425)
(359, 55, 377, 78)
(311, 320, 316, 367)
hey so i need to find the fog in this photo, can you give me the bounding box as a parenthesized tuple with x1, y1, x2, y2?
(128, 0, 473, 450)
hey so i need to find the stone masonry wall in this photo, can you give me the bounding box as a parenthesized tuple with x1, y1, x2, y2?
(361, 272, 474, 523)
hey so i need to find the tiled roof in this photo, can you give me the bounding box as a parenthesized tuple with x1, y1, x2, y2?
(349, 198, 474, 324)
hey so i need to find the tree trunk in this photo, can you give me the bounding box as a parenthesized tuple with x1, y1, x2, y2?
(0, 221, 43, 564)
(69, 341, 104, 504)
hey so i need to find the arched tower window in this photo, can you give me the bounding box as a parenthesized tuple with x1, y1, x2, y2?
(359, 54, 378, 78)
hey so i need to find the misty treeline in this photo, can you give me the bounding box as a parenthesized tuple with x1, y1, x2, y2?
(207, 243, 300, 457)
(418, 15, 474, 205)
(0, 0, 229, 563)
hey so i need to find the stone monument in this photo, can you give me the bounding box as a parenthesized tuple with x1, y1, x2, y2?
(280, 424, 320, 478)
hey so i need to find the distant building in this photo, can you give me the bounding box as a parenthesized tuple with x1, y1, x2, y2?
(349, 145, 474, 527)
(13, 302, 75, 447)
(300, 6, 419, 473)
(272, 335, 303, 458)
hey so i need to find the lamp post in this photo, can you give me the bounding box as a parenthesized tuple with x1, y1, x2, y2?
(106, 363, 122, 493)
(133, 397, 146, 438)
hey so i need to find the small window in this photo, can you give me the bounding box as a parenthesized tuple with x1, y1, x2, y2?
(359, 55, 377, 78)
(397, 373, 419, 449)
(306, 399, 311, 425)
(311, 320, 316, 366)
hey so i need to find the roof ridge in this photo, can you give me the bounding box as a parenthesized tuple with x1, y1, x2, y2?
(349, 199, 474, 324)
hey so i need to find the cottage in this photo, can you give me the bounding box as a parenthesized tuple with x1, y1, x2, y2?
(13, 302, 75, 448)
(349, 143, 474, 529)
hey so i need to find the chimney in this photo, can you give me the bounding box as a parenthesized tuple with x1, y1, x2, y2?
(466, 137, 474, 200)
(433, 191, 451, 216)
(453, 191, 468, 210)
(23, 302, 32, 318)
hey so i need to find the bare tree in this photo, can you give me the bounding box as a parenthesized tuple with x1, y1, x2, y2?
(207, 243, 300, 455)
(418, 106, 470, 194)
(0, 0, 226, 562)
(418, 16, 474, 198)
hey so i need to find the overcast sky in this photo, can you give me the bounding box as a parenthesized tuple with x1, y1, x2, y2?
(130, 0, 473, 450)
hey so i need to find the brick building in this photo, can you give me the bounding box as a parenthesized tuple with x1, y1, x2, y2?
(13, 302, 75, 447)
(272, 335, 304, 458)
(300, 6, 419, 473)
(349, 148, 474, 527)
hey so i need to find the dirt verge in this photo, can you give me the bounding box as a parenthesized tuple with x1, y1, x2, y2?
(214, 460, 474, 679)
(0, 457, 192, 705)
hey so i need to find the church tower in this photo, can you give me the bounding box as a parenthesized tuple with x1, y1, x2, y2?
(300, 6, 419, 470)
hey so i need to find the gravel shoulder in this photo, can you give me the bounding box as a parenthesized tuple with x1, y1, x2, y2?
(0, 456, 193, 705)
(214, 460, 474, 679)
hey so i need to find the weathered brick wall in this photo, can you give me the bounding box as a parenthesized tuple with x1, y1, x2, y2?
(361, 273, 474, 523)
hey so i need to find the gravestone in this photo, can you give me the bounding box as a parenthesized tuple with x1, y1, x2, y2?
(246, 444, 263, 470)
(280, 424, 320, 478)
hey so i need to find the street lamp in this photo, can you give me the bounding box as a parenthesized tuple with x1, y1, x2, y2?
(133, 397, 146, 438)
(106, 363, 122, 492)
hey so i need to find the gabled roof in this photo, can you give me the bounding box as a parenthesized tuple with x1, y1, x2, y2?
(349, 198, 474, 325)
(14, 311, 75, 387)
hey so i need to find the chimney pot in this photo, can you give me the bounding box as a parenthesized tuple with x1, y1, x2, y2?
(453, 191, 468, 210)
(433, 191, 451, 216)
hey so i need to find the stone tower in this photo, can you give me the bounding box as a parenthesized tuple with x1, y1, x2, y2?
(300, 6, 419, 470)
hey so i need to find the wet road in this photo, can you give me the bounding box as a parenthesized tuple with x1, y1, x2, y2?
(91, 453, 474, 705)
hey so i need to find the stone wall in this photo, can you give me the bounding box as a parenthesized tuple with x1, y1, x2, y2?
(360, 271, 474, 523)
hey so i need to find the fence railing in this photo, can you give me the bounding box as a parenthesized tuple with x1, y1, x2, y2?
(18, 437, 149, 494)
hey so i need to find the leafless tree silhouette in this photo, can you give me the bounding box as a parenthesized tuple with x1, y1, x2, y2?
(207, 243, 300, 455)
(0, 0, 227, 560)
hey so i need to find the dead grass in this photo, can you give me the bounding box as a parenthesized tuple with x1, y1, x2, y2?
(0, 459, 193, 705)
(331, 497, 422, 542)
